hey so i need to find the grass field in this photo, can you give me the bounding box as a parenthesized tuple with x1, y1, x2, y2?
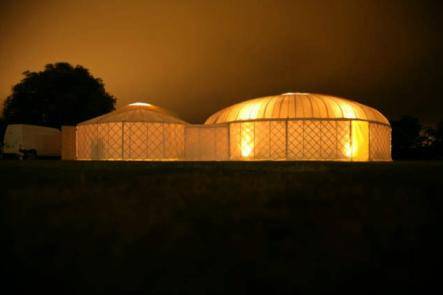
(1, 160, 442, 294)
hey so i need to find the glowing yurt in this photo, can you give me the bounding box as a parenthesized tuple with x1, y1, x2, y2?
(205, 93, 391, 161)
(76, 102, 186, 160)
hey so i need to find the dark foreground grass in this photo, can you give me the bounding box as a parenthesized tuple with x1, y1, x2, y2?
(0, 160, 442, 294)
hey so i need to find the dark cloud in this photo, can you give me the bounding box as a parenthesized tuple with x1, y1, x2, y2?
(0, 0, 442, 124)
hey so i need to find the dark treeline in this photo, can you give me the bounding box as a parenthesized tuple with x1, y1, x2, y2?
(391, 116, 443, 160)
(0, 117, 5, 144)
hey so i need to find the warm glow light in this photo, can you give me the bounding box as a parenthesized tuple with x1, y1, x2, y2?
(240, 123, 254, 158)
(344, 142, 357, 158)
(129, 102, 151, 107)
(344, 121, 369, 161)
(238, 102, 262, 120)
(282, 92, 310, 96)
(241, 137, 253, 157)
(339, 102, 356, 119)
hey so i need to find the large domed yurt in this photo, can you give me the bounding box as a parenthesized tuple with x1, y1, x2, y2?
(76, 102, 186, 160)
(205, 93, 391, 161)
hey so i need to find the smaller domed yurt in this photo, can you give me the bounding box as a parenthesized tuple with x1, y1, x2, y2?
(76, 102, 186, 160)
(205, 93, 391, 161)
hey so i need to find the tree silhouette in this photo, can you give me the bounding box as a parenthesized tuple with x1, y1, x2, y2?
(2, 62, 116, 128)
(391, 116, 422, 159)
(0, 116, 6, 144)
(436, 119, 443, 158)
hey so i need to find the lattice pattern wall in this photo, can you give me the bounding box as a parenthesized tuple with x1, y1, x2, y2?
(369, 123, 391, 161)
(76, 122, 185, 160)
(76, 120, 390, 161)
(185, 125, 229, 160)
(229, 120, 391, 161)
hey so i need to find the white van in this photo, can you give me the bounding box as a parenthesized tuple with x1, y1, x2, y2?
(2, 124, 61, 159)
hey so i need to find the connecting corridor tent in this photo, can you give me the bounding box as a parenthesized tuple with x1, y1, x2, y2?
(71, 93, 391, 161)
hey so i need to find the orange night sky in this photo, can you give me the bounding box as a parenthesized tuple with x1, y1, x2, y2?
(0, 0, 442, 123)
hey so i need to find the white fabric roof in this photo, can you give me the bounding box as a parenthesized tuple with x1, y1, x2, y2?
(78, 102, 187, 125)
(205, 93, 390, 125)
